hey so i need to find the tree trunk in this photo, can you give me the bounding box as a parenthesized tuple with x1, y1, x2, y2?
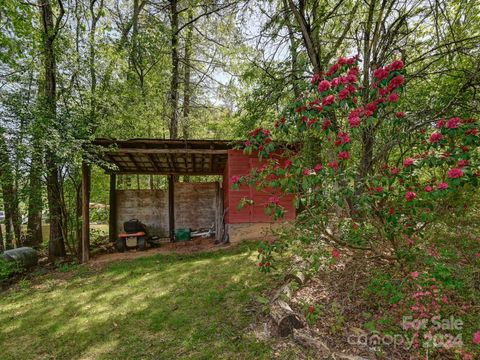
(26, 137, 43, 248)
(287, 0, 322, 73)
(182, 9, 193, 140)
(169, 0, 179, 139)
(0, 221, 4, 252)
(182, 9, 193, 183)
(0, 130, 21, 249)
(283, 0, 300, 98)
(38, 0, 66, 259)
(75, 181, 82, 259)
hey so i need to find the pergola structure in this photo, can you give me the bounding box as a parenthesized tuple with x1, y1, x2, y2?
(80, 139, 238, 263)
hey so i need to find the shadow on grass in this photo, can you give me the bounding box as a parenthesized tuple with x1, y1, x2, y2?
(0, 242, 280, 360)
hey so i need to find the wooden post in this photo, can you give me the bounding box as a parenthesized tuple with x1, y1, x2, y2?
(168, 175, 175, 241)
(81, 162, 91, 263)
(109, 174, 117, 243)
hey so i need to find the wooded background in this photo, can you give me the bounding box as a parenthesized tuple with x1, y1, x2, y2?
(0, 0, 478, 259)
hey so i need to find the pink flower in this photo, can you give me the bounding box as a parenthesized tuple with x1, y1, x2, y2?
(389, 59, 404, 71)
(245, 140, 251, 147)
(388, 92, 400, 103)
(337, 131, 351, 144)
(332, 248, 340, 258)
(403, 158, 415, 167)
(231, 175, 241, 184)
(338, 151, 350, 160)
(322, 95, 335, 106)
(458, 159, 469, 167)
(396, 111, 405, 118)
(349, 116, 361, 127)
(391, 167, 400, 175)
(429, 132, 443, 143)
(284, 159, 292, 168)
(317, 80, 331, 92)
(411, 271, 419, 279)
(437, 182, 449, 190)
(473, 331, 480, 345)
(310, 73, 321, 84)
(327, 161, 339, 171)
(373, 67, 389, 80)
(448, 168, 464, 179)
(365, 102, 377, 113)
(405, 191, 417, 201)
(322, 119, 332, 130)
(338, 88, 350, 100)
(314, 164, 323, 172)
(424, 185, 433, 192)
(436, 119, 446, 128)
(302, 168, 312, 176)
(389, 75, 405, 88)
(446, 117, 461, 129)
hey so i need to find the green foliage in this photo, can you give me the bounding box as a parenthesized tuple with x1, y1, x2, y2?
(0, 258, 21, 283)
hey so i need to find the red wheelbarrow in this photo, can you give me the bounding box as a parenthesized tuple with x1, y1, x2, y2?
(116, 231, 147, 252)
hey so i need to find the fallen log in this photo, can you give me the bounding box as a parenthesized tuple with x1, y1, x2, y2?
(284, 258, 309, 285)
(293, 328, 331, 358)
(270, 299, 304, 337)
(268, 256, 312, 337)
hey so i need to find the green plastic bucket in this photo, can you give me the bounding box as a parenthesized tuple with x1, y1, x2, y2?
(175, 228, 191, 242)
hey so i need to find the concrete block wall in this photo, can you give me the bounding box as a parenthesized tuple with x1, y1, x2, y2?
(116, 182, 218, 237)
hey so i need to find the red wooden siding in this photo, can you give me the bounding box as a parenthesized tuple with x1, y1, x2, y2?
(224, 150, 296, 224)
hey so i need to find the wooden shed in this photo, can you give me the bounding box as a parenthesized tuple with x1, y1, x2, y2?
(80, 139, 295, 262)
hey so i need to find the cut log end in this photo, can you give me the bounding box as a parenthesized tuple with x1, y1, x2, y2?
(270, 300, 304, 337)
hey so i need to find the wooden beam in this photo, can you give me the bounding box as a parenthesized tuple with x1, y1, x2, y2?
(127, 153, 144, 171)
(168, 175, 175, 242)
(81, 162, 91, 263)
(147, 153, 160, 171)
(109, 174, 117, 243)
(106, 148, 228, 155)
(106, 170, 225, 176)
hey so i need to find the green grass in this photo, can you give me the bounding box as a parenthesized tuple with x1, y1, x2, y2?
(0, 243, 280, 360)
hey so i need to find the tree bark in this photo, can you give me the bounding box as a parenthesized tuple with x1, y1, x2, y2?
(283, 0, 300, 97)
(287, 0, 321, 73)
(169, 0, 179, 139)
(26, 137, 43, 248)
(38, 0, 66, 259)
(182, 8, 193, 140)
(0, 130, 21, 249)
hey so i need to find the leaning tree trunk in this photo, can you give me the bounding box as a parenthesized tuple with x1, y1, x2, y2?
(38, 0, 66, 259)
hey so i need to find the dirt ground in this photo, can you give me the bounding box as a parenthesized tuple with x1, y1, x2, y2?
(89, 237, 230, 267)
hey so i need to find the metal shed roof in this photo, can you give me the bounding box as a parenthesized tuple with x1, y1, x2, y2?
(91, 138, 239, 175)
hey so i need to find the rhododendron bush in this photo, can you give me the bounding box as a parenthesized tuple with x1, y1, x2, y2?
(236, 56, 479, 263)
(235, 55, 480, 354)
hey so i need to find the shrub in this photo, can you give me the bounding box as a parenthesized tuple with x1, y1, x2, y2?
(0, 257, 21, 283)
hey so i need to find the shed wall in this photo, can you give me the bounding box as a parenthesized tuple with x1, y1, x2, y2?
(116, 182, 218, 236)
(224, 150, 295, 224)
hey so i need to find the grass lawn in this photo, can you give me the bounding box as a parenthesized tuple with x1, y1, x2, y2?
(0, 243, 282, 360)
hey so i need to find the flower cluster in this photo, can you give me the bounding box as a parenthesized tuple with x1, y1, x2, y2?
(244, 127, 274, 159)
